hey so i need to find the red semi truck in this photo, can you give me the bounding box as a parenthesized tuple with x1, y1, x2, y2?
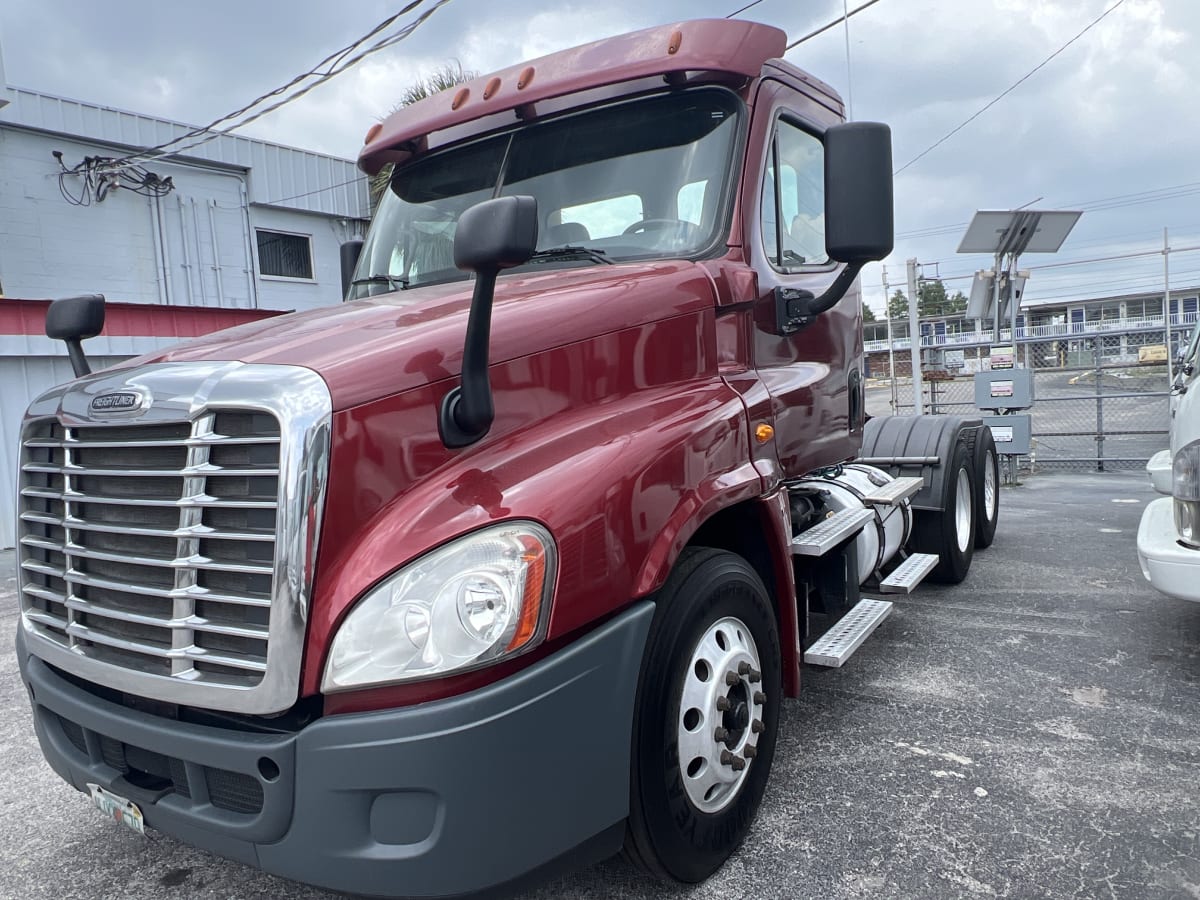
(16, 19, 999, 897)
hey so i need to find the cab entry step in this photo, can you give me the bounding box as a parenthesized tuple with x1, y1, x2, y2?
(860, 475, 924, 506)
(791, 507, 873, 557)
(803, 598, 893, 667)
(879, 552, 939, 594)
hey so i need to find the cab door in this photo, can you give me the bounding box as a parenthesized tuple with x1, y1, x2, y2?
(745, 79, 864, 479)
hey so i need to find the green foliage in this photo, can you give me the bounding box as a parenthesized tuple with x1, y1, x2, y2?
(888, 288, 908, 319)
(862, 300, 877, 322)
(917, 279, 967, 317)
(368, 63, 476, 212)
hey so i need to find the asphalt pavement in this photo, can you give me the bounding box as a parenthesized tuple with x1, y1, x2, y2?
(2, 471, 1199, 899)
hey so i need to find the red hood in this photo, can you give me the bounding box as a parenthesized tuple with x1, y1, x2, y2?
(135, 261, 717, 409)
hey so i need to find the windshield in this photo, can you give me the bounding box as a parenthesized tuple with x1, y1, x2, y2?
(350, 87, 742, 297)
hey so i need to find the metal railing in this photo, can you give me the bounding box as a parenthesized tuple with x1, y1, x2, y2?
(864, 311, 1198, 352)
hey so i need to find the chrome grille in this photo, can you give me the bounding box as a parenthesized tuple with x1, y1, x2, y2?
(18, 413, 281, 686)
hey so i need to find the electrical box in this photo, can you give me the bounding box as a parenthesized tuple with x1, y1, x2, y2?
(975, 368, 1034, 411)
(982, 414, 1032, 456)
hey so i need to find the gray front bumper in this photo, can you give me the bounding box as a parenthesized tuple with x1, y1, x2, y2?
(17, 602, 654, 898)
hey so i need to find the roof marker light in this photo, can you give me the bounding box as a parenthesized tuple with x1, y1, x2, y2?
(452, 87, 470, 110)
(364, 123, 382, 144)
(668, 29, 683, 54)
(517, 67, 535, 90)
(483, 77, 501, 100)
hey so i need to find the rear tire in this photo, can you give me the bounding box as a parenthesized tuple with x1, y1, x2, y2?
(973, 428, 1000, 548)
(624, 548, 781, 883)
(910, 440, 976, 583)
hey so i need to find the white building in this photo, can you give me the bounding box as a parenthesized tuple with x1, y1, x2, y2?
(0, 56, 371, 547)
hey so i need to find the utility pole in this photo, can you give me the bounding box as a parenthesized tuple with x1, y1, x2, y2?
(842, 0, 854, 121)
(907, 258, 923, 415)
(1164, 227, 1173, 386)
(883, 266, 898, 412)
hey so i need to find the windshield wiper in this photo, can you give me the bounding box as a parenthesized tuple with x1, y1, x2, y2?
(351, 274, 409, 290)
(528, 246, 613, 266)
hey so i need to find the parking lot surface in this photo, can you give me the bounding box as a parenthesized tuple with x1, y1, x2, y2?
(2, 471, 1198, 899)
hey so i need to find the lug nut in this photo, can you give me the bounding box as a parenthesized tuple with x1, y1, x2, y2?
(725, 670, 740, 687)
(714, 727, 729, 742)
(730, 755, 747, 772)
(720, 750, 734, 766)
(748, 668, 762, 684)
(716, 696, 731, 711)
(751, 719, 764, 734)
(753, 691, 766, 704)
(738, 661, 751, 675)
(743, 745, 758, 759)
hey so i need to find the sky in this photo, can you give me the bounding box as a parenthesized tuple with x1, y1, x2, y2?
(1, 0, 1197, 315)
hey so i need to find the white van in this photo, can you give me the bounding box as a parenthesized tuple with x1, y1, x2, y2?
(1137, 326, 1200, 601)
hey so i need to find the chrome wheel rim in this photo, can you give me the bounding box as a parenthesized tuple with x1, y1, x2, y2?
(984, 451, 998, 522)
(678, 616, 764, 814)
(955, 467, 972, 553)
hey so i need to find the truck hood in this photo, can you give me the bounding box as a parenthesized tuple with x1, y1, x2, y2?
(138, 261, 716, 409)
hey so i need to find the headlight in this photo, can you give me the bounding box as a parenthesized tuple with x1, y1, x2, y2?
(323, 522, 555, 691)
(1173, 441, 1200, 547)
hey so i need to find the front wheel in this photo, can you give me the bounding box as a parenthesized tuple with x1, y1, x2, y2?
(624, 548, 782, 883)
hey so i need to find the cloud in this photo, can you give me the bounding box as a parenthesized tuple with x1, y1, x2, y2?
(2, 0, 1197, 312)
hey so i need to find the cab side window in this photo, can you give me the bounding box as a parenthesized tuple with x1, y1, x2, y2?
(760, 118, 829, 270)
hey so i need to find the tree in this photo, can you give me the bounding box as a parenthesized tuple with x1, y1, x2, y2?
(888, 288, 909, 319)
(916, 279, 969, 317)
(862, 301, 877, 323)
(368, 63, 477, 211)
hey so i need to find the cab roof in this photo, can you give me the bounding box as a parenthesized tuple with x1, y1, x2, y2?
(358, 18, 787, 175)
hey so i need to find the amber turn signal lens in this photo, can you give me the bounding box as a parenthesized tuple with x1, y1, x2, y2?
(755, 423, 774, 443)
(451, 87, 470, 110)
(508, 534, 549, 651)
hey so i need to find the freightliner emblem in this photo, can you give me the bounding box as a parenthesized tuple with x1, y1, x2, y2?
(89, 391, 145, 415)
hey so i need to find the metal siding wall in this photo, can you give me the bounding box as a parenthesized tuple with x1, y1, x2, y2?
(0, 129, 255, 306)
(3, 88, 369, 218)
(249, 206, 350, 312)
(0, 355, 128, 549)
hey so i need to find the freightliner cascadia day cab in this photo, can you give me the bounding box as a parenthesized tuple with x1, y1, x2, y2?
(1138, 326, 1200, 601)
(16, 19, 1001, 897)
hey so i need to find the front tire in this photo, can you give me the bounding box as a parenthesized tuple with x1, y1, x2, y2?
(624, 548, 782, 883)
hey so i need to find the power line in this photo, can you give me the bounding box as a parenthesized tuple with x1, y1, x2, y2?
(893, 0, 1129, 176)
(896, 180, 1200, 242)
(726, 0, 766, 18)
(108, 0, 450, 169)
(260, 176, 367, 207)
(784, 0, 884, 50)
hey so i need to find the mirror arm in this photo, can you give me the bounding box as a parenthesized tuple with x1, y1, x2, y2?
(439, 268, 498, 448)
(65, 339, 91, 378)
(774, 261, 864, 334)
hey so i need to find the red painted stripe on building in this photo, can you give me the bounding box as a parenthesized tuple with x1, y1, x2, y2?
(0, 299, 283, 337)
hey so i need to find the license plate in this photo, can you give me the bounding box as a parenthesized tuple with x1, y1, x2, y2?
(87, 783, 145, 836)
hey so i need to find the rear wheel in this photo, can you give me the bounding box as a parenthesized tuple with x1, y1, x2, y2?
(624, 548, 781, 883)
(973, 428, 1000, 548)
(910, 440, 976, 583)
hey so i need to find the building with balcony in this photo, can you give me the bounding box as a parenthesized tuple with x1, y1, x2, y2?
(864, 285, 1199, 377)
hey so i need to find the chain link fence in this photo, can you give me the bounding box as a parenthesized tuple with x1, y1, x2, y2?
(866, 331, 1171, 472)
